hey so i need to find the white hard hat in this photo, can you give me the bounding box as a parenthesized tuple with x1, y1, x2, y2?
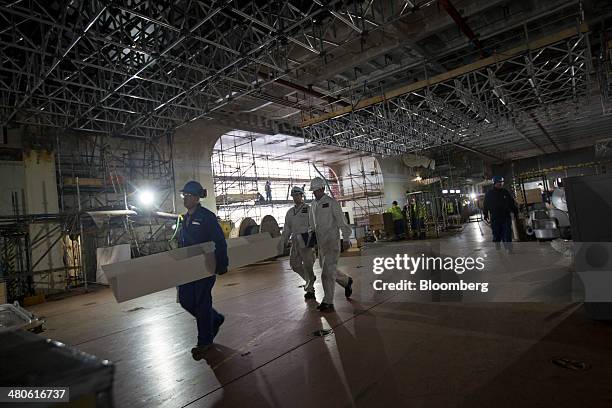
(290, 186, 304, 195)
(309, 177, 326, 191)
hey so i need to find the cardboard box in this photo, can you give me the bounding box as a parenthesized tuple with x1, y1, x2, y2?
(516, 188, 542, 204)
(102, 233, 281, 302)
(383, 212, 395, 235)
(96, 244, 131, 285)
(368, 213, 384, 229)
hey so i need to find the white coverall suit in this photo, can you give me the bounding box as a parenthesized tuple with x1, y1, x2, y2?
(279, 203, 316, 293)
(309, 193, 353, 304)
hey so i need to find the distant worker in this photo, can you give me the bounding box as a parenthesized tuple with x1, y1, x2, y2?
(265, 180, 272, 202)
(386, 200, 405, 239)
(177, 181, 228, 360)
(408, 197, 427, 239)
(278, 186, 316, 299)
(308, 177, 354, 312)
(483, 176, 518, 249)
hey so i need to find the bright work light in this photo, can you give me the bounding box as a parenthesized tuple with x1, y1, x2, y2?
(138, 189, 155, 207)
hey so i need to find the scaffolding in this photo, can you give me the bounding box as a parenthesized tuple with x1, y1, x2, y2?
(212, 131, 330, 228)
(0, 127, 177, 302)
(336, 156, 385, 227)
(56, 131, 177, 254)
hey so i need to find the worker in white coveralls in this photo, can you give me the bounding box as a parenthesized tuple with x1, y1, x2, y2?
(308, 177, 354, 312)
(278, 186, 316, 300)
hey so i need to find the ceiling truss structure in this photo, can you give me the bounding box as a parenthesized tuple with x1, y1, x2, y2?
(303, 25, 592, 158)
(0, 0, 427, 139)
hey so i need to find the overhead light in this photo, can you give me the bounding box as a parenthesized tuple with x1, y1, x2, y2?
(137, 189, 155, 208)
(449, 189, 455, 194)
(470, 193, 476, 199)
(456, 189, 461, 194)
(442, 189, 448, 194)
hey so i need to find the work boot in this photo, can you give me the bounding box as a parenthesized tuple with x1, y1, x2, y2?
(191, 344, 213, 361)
(317, 302, 335, 312)
(304, 291, 316, 300)
(213, 314, 225, 339)
(345, 277, 353, 299)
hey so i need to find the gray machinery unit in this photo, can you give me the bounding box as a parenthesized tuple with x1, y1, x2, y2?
(565, 173, 612, 320)
(525, 188, 571, 240)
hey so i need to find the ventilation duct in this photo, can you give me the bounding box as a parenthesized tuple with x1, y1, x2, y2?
(401, 154, 435, 170)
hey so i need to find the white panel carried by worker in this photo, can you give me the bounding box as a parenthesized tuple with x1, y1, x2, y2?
(278, 186, 317, 300)
(308, 177, 354, 312)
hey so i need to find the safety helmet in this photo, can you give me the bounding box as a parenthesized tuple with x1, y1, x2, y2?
(290, 186, 304, 196)
(309, 177, 326, 191)
(181, 180, 206, 198)
(492, 176, 504, 184)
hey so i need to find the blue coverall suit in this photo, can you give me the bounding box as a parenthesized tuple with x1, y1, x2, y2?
(483, 188, 518, 246)
(177, 204, 229, 346)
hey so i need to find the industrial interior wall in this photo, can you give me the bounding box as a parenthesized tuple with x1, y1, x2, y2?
(377, 156, 418, 207)
(23, 149, 65, 292)
(494, 146, 612, 185)
(0, 161, 25, 216)
(0, 126, 26, 215)
(173, 122, 230, 213)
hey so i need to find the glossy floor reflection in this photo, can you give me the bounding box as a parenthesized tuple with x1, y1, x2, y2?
(29, 224, 612, 407)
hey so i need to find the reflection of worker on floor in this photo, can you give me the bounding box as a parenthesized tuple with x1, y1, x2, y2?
(308, 177, 354, 313)
(177, 181, 228, 361)
(265, 180, 272, 202)
(386, 201, 405, 239)
(483, 176, 518, 250)
(278, 186, 316, 300)
(408, 197, 426, 239)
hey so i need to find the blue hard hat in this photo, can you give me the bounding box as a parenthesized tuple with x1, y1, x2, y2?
(181, 180, 206, 197)
(492, 176, 504, 183)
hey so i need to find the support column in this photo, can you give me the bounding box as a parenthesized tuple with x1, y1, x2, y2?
(23, 149, 64, 292)
(172, 122, 230, 213)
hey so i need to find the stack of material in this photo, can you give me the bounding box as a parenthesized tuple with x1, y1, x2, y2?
(516, 189, 543, 205)
(368, 213, 395, 240)
(368, 213, 384, 230)
(215, 193, 259, 204)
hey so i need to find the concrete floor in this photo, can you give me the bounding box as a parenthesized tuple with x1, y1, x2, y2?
(29, 223, 612, 407)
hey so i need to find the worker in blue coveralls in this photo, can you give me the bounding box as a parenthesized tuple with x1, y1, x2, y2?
(177, 180, 229, 360)
(483, 176, 518, 251)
